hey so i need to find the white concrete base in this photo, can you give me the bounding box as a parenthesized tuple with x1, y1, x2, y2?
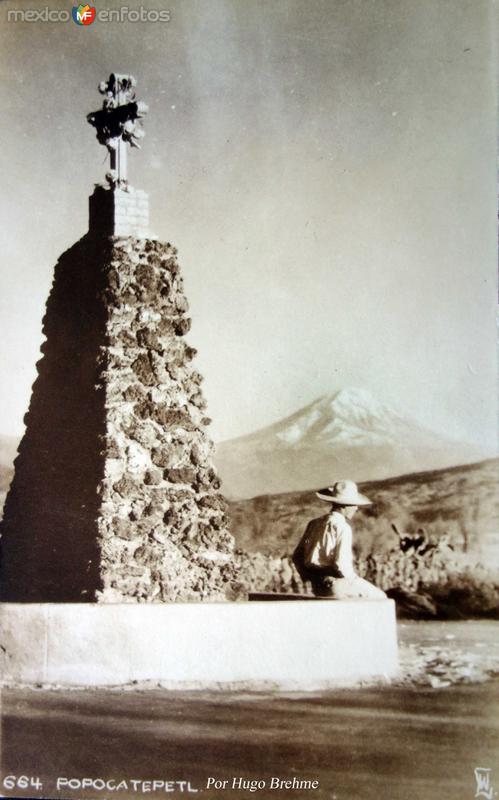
(0, 600, 398, 690)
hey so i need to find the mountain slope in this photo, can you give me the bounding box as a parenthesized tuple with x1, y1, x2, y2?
(0, 434, 19, 469)
(215, 388, 486, 499)
(228, 458, 499, 567)
(0, 435, 19, 513)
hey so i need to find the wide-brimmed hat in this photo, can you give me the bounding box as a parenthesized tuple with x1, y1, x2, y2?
(316, 480, 372, 506)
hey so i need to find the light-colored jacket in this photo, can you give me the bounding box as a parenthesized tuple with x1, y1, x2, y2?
(296, 511, 356, 579)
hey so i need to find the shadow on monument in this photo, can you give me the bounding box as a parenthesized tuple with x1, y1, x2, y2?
(0, 235, 110, 601)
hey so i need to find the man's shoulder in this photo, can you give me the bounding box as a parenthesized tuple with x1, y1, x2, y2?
(307, 514, 330, 527)
(329, 511, 351, 531)
(305, 515, 329, 534)
(294, 515, 328, 560)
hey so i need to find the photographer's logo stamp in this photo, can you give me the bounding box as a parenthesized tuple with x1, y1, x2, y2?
(475, 768, 496, 800)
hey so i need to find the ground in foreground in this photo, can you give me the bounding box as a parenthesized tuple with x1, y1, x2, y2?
(1, 622, 499, 800)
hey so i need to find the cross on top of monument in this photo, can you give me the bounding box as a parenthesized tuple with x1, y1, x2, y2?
(87, 73, 149, 186)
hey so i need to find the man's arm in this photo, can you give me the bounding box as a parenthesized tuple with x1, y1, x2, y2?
(294, 519, 332, 573)
(335, 523, 356, 579)
(295, 521, 318, 568)
(300, 520, 344, 577)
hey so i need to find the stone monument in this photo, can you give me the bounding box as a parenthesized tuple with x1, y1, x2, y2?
(0, 75, 398, 689)
(0, 74, 237, 603)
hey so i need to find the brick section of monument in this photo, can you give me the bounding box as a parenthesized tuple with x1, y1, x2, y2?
(0, 189, 237, 602)
(89, 185, 149, 238)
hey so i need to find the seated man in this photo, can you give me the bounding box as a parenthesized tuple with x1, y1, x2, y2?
(293, 480, 386, 599)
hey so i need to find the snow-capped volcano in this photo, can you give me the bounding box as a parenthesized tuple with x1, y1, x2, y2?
(267, 389, 417, 448)
(214, 388, 485, 499)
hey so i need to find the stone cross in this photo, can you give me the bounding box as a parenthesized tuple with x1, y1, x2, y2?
(87, 73, 148, 185)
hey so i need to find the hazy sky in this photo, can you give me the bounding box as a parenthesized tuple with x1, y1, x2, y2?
(0, 0, 497, 448)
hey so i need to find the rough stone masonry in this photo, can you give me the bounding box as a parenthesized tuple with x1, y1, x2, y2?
(1, 73, 242, 602)
(0, 185, 240, 602)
